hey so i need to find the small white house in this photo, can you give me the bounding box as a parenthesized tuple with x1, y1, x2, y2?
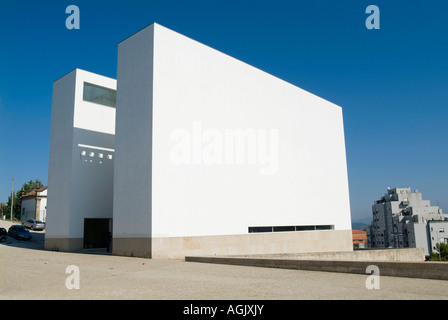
(21, 187, 47, 222)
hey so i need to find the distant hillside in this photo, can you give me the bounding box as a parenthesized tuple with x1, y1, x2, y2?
(351, 216, 372, 231)
(352, 222, 369, 231)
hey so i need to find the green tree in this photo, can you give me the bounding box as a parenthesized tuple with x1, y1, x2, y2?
(429, 243, 448, 261)
(4, 179, 44, 220)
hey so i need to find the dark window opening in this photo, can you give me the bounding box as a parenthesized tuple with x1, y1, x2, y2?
(83, 82, 116, 108)
(248, 226, 273, 233)
(296, 225, 315, 231)
(273, 226, 295, 232)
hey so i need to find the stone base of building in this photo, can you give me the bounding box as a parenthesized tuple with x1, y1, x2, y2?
(151, 229, 353, 259)
(44, 238, 83, 252)
(112, 237, 152, 257)
(45, 230, 353, 259)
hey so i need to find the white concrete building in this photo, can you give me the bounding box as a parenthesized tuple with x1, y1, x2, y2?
(46, 23, 353, 258)
(367, 187, 447, 256)
(45, 69, 116, 250)
(427, 220, 448, 255)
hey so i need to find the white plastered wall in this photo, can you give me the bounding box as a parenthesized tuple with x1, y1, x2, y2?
(46, 69, 116, 245)
(116, 23, 352, 240)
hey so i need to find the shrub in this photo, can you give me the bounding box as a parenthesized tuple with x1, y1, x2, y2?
(429, 243, 448, 261)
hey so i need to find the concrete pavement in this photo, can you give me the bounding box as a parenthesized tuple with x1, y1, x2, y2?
(1, 220, 448, 300)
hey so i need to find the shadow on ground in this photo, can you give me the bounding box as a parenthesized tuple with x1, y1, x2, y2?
(0, 220, 112, 255)
(1, 219, 45, 251)
(0, 225, 45, 251)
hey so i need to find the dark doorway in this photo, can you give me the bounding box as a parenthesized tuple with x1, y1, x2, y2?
(83, 218, 111, 249)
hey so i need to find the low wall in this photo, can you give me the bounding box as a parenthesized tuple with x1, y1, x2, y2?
(185, 254, 448, 280)
(231, 248, 426, 262)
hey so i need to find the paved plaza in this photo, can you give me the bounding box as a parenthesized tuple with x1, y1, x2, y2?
(1, 220, 448, 300)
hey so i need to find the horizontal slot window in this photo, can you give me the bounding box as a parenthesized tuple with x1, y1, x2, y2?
(316, 225, 334, 230)
(83, 82, 116, 108)
(248, 226, 273, 233)
(296, 225, 316, 231)
(273, 226, 295, 232)
(248, 225, 335, 233)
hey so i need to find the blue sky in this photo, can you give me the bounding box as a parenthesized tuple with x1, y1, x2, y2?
(0, 0, 447, 221)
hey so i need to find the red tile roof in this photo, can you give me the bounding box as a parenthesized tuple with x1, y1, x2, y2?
(21, 186, 47, 198)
